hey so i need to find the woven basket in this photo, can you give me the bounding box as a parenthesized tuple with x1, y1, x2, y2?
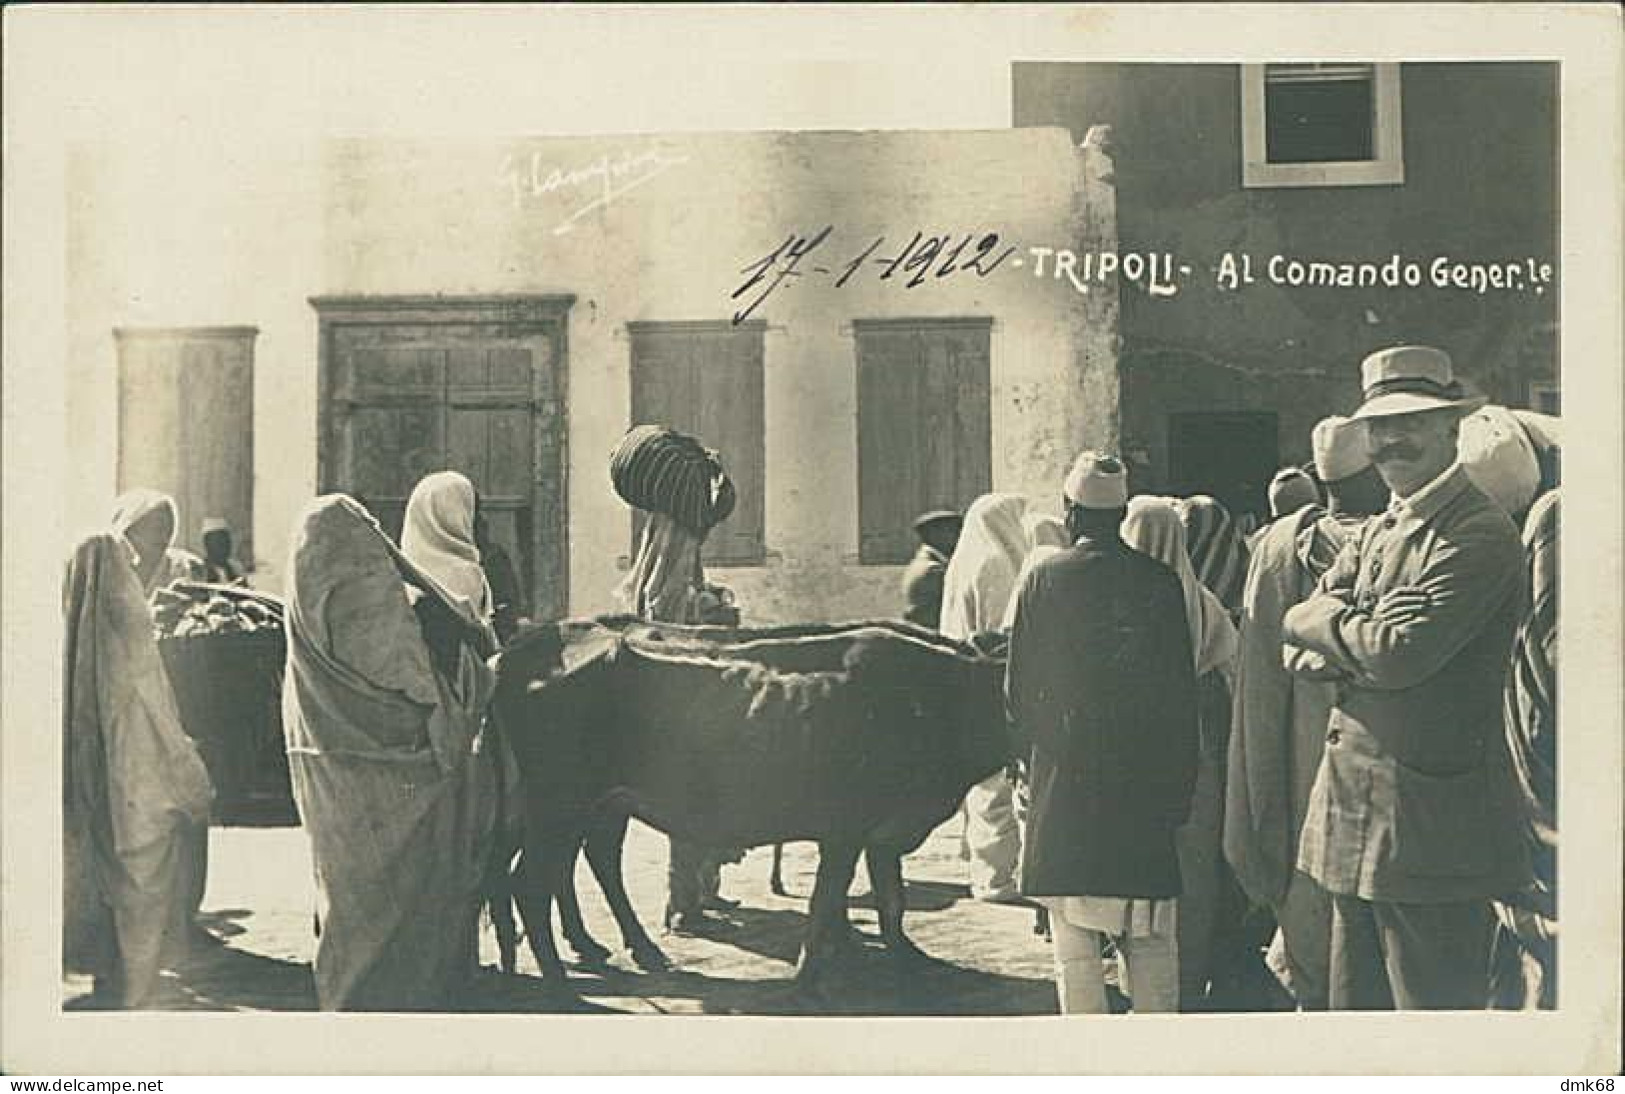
(610, 424, 737, 533)
(159, 630, 296, 826)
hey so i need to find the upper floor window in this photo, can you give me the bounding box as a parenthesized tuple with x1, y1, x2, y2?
(1242, 63, 1404, 188)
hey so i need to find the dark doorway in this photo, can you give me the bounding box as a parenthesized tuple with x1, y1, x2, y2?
(1167, 411, 1279, 524)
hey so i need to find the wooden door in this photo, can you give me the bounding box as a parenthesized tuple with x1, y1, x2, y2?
(312, 296, 574, 620)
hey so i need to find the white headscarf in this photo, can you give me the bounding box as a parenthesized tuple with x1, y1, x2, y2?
(108, 488, 199, 592)
(1121, 495, 1238, 677)
(1000, 512, 1072, 632)
(939, 493, 1032, 640)
(400, 471, 492, 622)
(1023, 511, 1069, 552)
(110, 489, 177, 557)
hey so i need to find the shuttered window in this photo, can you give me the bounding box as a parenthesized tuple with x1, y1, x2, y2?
(855, 318, 992, 565)
(628, 320, 766, 565)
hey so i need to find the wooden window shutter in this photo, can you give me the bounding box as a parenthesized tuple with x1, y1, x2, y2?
(696, 328, 766, 564)
(857, 319, 991, 565)
(627, 321, 765, 566)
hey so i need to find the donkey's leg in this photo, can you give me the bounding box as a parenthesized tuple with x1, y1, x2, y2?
(583, 814, 669, 971)
(794, 838, 863, 989)
(553, 837, 613, 966)
(865, 845, 926, 962)
(489, 849, 521, 976)
(513, 829, 574, 991)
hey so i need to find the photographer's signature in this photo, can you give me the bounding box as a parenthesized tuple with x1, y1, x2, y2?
(500, 146, 691, 235)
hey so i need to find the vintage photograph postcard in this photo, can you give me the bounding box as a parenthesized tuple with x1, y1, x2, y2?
(3, 2, 1621, 1075)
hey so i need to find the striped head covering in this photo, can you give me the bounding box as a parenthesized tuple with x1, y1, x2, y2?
(1121, 496, 1238, 677)
(1176, 495, 1249, 614)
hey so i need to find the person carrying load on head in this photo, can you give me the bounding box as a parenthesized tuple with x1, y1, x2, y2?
(609, 424, 746, 935)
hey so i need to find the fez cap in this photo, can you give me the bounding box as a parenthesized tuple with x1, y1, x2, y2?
(1063, 451, 1129, 509)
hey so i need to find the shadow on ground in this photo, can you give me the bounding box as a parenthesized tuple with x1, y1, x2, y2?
(460, 944, 1058, 1017)
(848, 878, 966, 914)
(65, 934, 317, 1012)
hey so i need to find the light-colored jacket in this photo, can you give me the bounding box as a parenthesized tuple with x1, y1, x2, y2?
(1283, 466, 1531, 904)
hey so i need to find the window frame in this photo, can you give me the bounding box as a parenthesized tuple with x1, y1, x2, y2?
(1241, 62, 1405, 189)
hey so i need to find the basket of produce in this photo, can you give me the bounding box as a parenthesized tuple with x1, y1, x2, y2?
(155, 583, 296, 826)
(609, 424, 737, 534)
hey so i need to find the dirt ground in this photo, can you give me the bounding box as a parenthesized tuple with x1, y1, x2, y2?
(63, 816, 1070, 1015)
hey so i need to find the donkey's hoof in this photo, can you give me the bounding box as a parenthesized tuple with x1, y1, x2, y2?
(629, 942, 671, 972)
(567, 938, 613, 967)
(884, 935, 930, 965)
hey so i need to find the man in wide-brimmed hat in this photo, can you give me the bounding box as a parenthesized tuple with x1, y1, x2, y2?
(1280, 345, 1531, 1010)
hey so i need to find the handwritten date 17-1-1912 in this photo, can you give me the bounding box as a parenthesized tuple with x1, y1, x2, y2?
(730, 227, 1017, 325)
